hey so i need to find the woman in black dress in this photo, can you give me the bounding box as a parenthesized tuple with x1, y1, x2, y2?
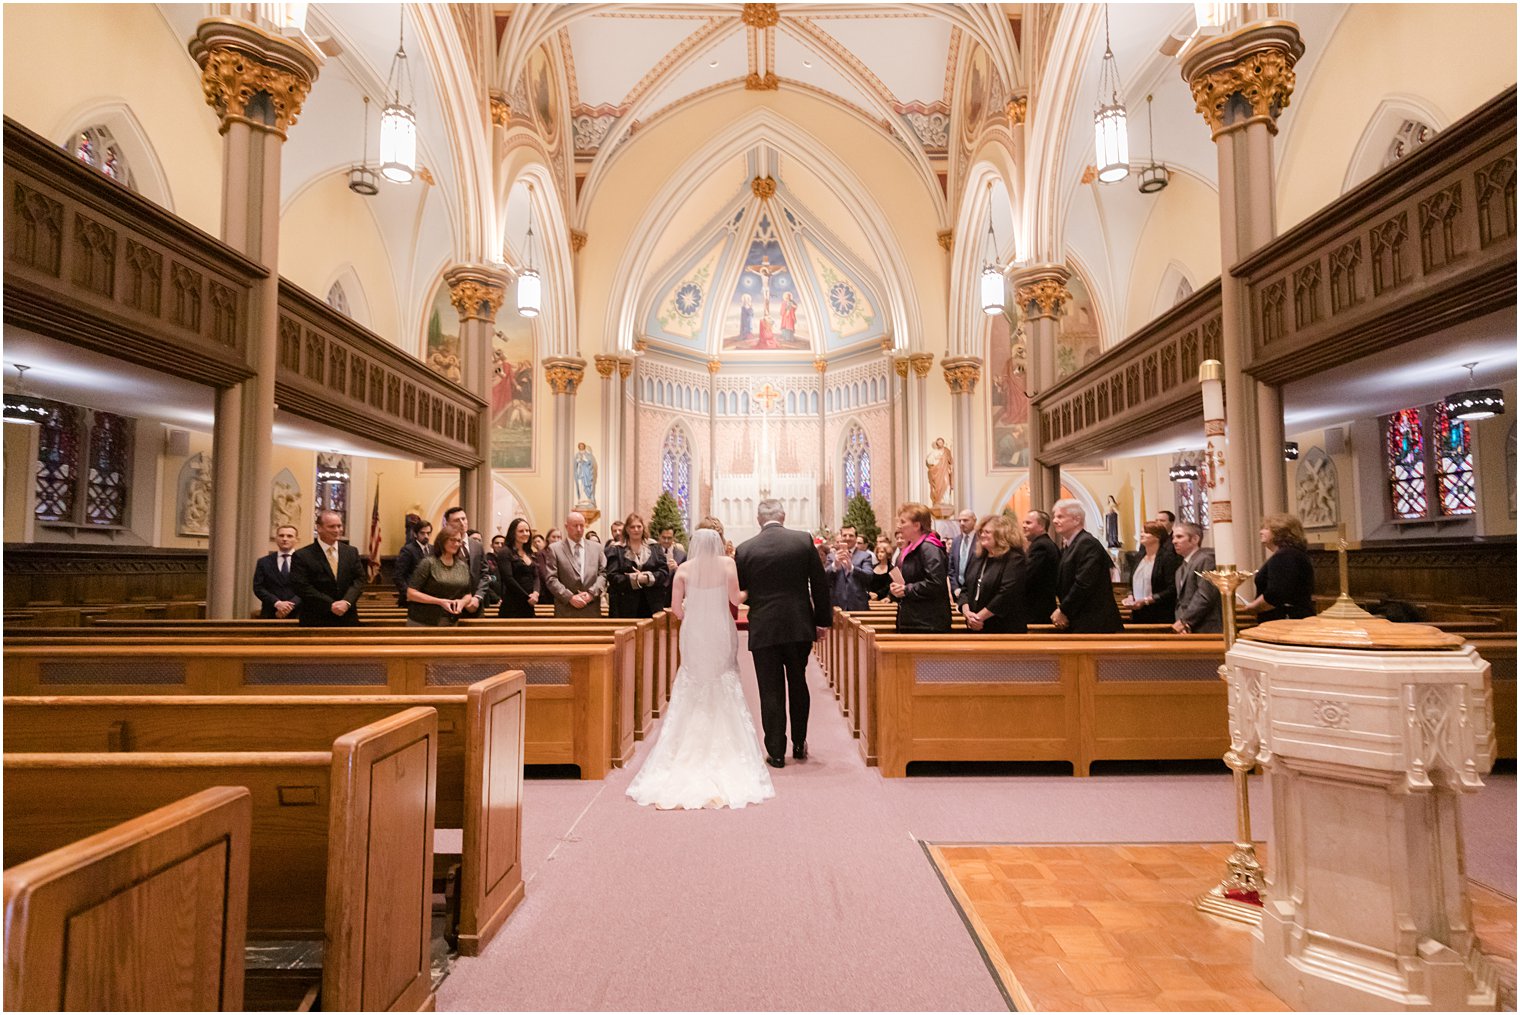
(1244, 513, 1316, 621)
(961, 514, 1029, 634)
(1123, 521, 1181, 623)
(495, 517, 539, 618)
(868, 502, 951, 633)
(605, 513, 669, 619)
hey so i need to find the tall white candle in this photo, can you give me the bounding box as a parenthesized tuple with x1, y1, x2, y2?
(1199, 359, 1236, 567)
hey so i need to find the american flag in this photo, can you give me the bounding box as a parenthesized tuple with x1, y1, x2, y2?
(365, 482, 382, 581)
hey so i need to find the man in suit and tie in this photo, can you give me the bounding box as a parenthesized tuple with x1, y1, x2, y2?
(441, 506, 490, 617)
(1171, 521, 1222, 634)
(735, 498, 832, 767)
(1021, 509, 1060, 627)
(393, 520, 432, 607)
(652, 526, 687, 611)
(290, 509, 367, 626)
(252, 524, 302, 619)
(947, 509, 979, 607)
(544, 511, 607, 617)
(824, 524, 875, 612)
(1050, 498, 1124, 633)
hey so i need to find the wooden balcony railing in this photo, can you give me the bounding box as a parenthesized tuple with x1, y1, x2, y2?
(1239, 86, 1516, 384)
(1033, 280, 1222, 462)
(3, 117, 264, 388)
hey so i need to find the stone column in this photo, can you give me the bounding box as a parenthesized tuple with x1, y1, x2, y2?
(619, 356, 636, 515)
(814, 357, 829, 525)
(1181, 21, 1304, 546)
(594, 354, 620, 522)
(1012, 265, 1071, 511)
(888, 350, 909, 505)
(909, 353, 933, 507)
(445, 265, 507, 532)
(543, 357, 585, 525)
(190, 17, 319, 618)
(942, 357, 982, 512)
(707, 358, 721, 520)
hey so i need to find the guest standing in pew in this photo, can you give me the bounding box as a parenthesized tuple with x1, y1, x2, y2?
(441, 507, 489, 618)
(651, 527, 686, 612)
(947, 509, 979, 608)
(866, 502, 952, 633)
(1171, 521, 1221, 634)
(605, 513, 669, 619)
(545, 511, 608, 617)
(393, 521, 432, 608)
(495, 517, 540, 618)
(1242, 513, 1317, 622)
(1020, 510, 1060, 628)
(406, 526, 476, 626)
(253, 523, 302, 619)
(1050, 498, 1124, 633)
(860, 537, 894, 599)
(961, 514, 1030, 633)
(1124, 521, 1182, 623)
(535, 528, 561, 601)
(290, 509, 367, 626)
(826, 524, 875, 612)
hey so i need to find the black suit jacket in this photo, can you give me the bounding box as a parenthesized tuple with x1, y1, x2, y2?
(290, 540, 367, 627)
(964, 549, 1029, 633)
(393, 539, 429, 607)
(252, 551, 301, 619)
(1055, 530, 1123, 633)
(866, 535, 952, 633)
(1023, 532, 1060, 626)
(734, 523, 832, 651)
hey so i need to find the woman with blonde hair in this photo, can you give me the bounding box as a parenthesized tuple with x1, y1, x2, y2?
(1243, 512, 1316, 621)
(961, 514, 1029, 633)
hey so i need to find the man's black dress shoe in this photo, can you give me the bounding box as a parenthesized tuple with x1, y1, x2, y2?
(792, 742, 807, 761)
(766, 755, 785, 769)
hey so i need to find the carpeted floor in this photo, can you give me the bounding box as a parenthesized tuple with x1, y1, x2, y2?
(436, 636, 1518, 1011)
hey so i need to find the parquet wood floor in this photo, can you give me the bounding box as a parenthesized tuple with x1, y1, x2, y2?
(928, 841, 1517, 1012)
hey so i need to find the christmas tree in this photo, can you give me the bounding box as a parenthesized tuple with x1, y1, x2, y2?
(841, 494, 880, 547)
(649, 491, 688, 547)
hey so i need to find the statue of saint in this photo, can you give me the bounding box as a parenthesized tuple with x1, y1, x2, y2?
(574, 442, 597, 508)
(926, 437, 954, 509)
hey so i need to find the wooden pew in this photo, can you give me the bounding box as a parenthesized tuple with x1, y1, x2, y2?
(4, 786, 252, 1011)
(5, 707, 438, 1010)
(4, 640, 626, 779)
(5, 670, 525, 957)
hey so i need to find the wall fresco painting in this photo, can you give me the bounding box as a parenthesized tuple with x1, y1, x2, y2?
(721, 213, 809, 352)
(987, 309, 1030, 469)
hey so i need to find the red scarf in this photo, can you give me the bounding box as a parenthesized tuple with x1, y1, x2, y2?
(902, 530, 946, 558)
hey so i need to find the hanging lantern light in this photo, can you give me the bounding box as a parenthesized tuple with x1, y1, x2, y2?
(516, 184, 541, 318)
(3, 364, 48, 426)
(1092, 4, 1129, 185)
(379, 10, 416, 184)
(1137, 94, 1171, 194)
(979, 181, 1005, 316)
(1444, 361, 1506, 421)
(1283, 441, 1300, 461)
(316, 453, 350, 484)
(1168, 455, 1199, 483)
(348, 95, 380, 196)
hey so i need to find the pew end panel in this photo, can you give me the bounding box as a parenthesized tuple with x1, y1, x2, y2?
(3, 786, 252, 1012)
(323, 706, 439, 1013)
(458, 671, 527, 957)
(1077, 650, 1232, 774)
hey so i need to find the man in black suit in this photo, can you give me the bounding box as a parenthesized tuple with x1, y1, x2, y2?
(252, 523, 302, 619)
(947, 509, 979, 607)
(290, 509, 367, 626)
(734, 498, 832, 768)
(393, 520, 432, 607)
(1050, 498, 1124, 633)
(1021, 509, 1060, 627)
(1171, 521, 1222, 634)
(651, 527, 686, 612)
(442, 506, 489, 617)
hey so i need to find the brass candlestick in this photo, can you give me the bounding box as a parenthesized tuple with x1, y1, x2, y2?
(1194, 562, 1266, 926)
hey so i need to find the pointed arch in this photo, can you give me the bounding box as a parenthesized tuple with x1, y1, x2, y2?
(55, 101, 173, 211)
(1342, 95, 1448, 194)
(660, 421, 696, 530)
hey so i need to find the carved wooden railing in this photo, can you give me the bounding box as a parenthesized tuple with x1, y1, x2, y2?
(3, 117, 264, 388)
(276, 282, 483, 468)
(1239, 86, 1517, 384)
(1034, 280, 1222, 462)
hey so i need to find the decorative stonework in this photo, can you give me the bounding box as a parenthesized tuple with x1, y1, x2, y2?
(1311, 699, 1352, 728)
(570, 229, 587, 252)
(902, 108, 950, 151)
(593, 354, 618, 379)
(741, 3, 779, 28)
(751, 175, 777, 200)
(745, 72, 780, 92)
(445, 273, 506, 323)
(909, 352, 933, 378)
(937, 229, 953, 252)
(489, 93, 510, 127)
(1006, 95, 1028, 128)
(942, 357, 982, 395)
(813, 358, 828, 373)
(190, 19, 320, 137)
(543, 358, 586, 395)
(617, 358, 634, 380)
(1080, 164, 1098, 185)
(416, 167, 436, 186)
(706, 358, 722, 375)
(893, 356, 910, 379)
(1182, 25, 1305, 138)
(633, 338, 649, 353)
(1014, 278, 1072, 319)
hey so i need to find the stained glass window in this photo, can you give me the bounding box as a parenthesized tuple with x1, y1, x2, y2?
(1386, 408, 1427, 519)
(843, 424, 871, 500)
(70, 126, 136, 191)
(85, 411, 132, 526)
(315, 453, 351, 533)
(326, 281, 350, 316)
(34, 401, 134, 527)
(1434, 402, 1476, 516)
(34, 403, 81, 523)
(661, 427, 692, 529)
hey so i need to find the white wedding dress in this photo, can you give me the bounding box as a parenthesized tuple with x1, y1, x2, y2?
(626, 530, 775, 810)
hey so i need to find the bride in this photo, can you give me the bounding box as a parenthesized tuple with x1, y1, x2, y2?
(626, 528, 775, 810)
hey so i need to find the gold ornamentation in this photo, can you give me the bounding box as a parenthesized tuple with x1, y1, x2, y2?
(813, 358, 828, 373)
(633, 338, 649, 353)
(936, 229, 953, 252)
(416, 166, 436, 186)
(909, 353, 933, 378)
(1188, 47, 1299, 137)
(741, 3, 779, 28)
(1006, 95, 1028, 128)
(745, 72, 780, 91)
(893, 357, 910, 379)
(570, 229, 588, 252)
(1015, 278, 1072, 319)
(489, 93, 510, 126)
(447, 277, 505, 322)
(751, 175, 777, 200)
(543, 360, 585, 395)
(1080, 164, 1098, 185)
(617, 358, 634, 379)
(197, 46, 313, 136)
(706, 358, 722, 375)
(593, 355, 618, 379)
(942, 358, 982, 395)
(880, 338, 895, 353)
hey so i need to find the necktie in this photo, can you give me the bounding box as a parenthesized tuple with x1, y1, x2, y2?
(423, 542, 431, 557)
(279, 553, 289, 578)
(574, 542, 583, 579)
(326, 544, 338, 578)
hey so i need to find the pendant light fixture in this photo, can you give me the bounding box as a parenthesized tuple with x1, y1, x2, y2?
(1092, 4, 1129, 185)
(516, 183, 541, 318)
(4, 364, 49, 426)
(1168, 453, 1199, 484)
(348, 95, 380, 196)
(1137, 94, 1171, 194)
(1444, 361, 1506, 421)
(316, 452, 350, 484)
(379, 9, 416, 184)
(979, 180, 1005, 316)
(1283, 441, 1300, 461)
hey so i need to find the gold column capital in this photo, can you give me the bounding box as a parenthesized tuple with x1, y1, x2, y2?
(936, 229, 954, 252)
(189, 17, 321, 137)
(813, 357, 829, 373)
(1006, 94, 1028, 128)
(745, 72, 780, 91)
(741, 3, 780, 28)
(617, 357, 635, 379)
(543, 357, 587, 395)
(941, 356, 983, 395)
(593, 354, 619, 379)
(570, 229, 588, 252)
(908, 352, 934, 378)
(444, 264, 509, 322)
(489, 92, 511, 127)
(893, 356, 911, 379)
(633, 338, 649, 353)
(706, 358, 723, 375)
(1011, 264, 1073, 321)
(1181, 20, 1305, 138)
